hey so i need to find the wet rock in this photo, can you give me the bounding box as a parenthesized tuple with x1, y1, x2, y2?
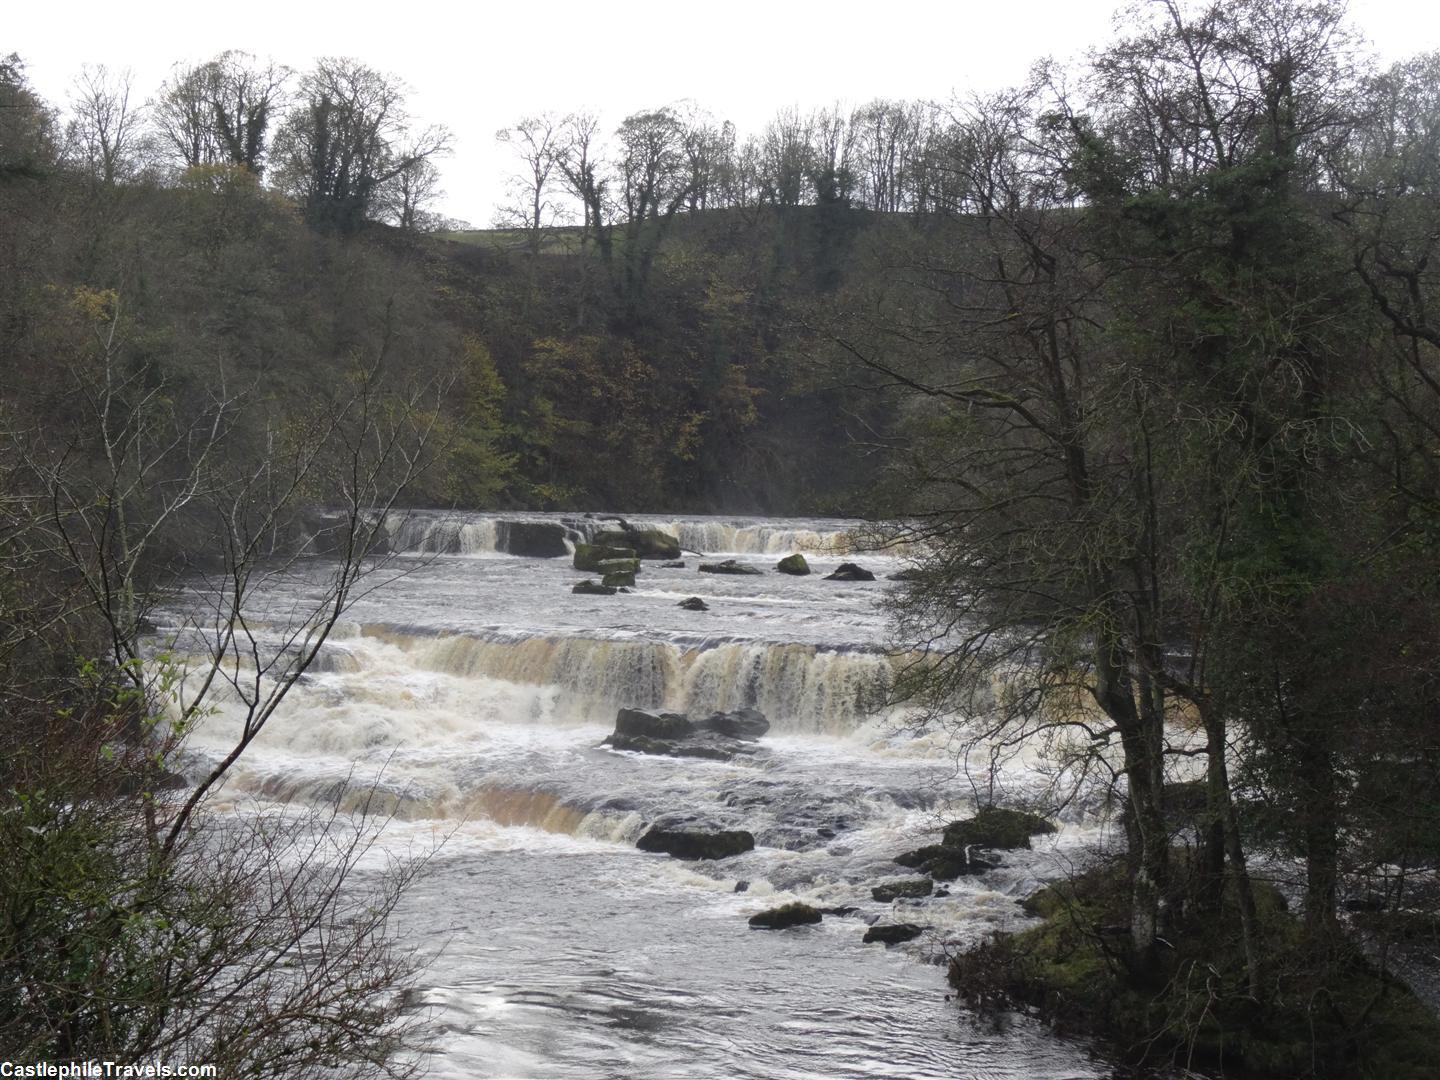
(572, 579, 617, 595)
(776, 553, 811, 575)
(678, 596, 709, 611)
(894, 844, 1001, 880)
(573, 543, 636, 572)
(604, 707, 768, 762)
(872, 878, 935, 902)
(699, 559, 763, 576)
(748, 902, 822, 929)
(593, 528, 681, 560)
(601, 570, 636, 588)
(942, 806, 1057, 850)
(698, 708, 769, 741)
(614, 708, 694, 740)
(595, 558, 641, 576)
(819, 905, 861, 918)
(825, 562, 876, 582)
(863, 923, 924, 945)
(660, 560, 687, 568)
(638, 826, 755, 860)
(734, 880, 750, 893)
(498, 520, 570, 558)
(887, 567, 924, 582)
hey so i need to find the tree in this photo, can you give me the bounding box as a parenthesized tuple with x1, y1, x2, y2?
(0, 282, 449, 1072)
(495, 112, 564, 251)
(271, 58, 448, 232)
(66, 65, 143, 186)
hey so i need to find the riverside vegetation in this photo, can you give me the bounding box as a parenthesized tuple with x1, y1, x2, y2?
(4, 0, 1440, 1073)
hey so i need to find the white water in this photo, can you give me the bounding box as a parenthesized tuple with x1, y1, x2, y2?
(165, 511, 1113, 1079)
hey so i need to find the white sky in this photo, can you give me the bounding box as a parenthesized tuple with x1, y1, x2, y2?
(9, 0, 1439, 225)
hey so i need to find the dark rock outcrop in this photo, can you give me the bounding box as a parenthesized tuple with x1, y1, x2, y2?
(872, 878, 935, 902)
(895, 844, 1001, 880)
(864, 923, 924, 945)
(637, 826, 755, 860)
(825, 562, 876, 581)
(614, 708, 694, 740)
(698, 707, 769, 741)
(942, 806, 1057, 850)
(602, 570, 636, 588)
(498, 521, 570, 558)
(660, 559, 687, 568)
(678, 596, 709, 611)
(572, 579, 617, 596)
(593, 528, 681, 560)
(748, 902, 822, 929)
(776, 553, 811, 575)
(699, 559, 763, 575)
(603, 707, 769, 761)
(595, 558, 641, 576)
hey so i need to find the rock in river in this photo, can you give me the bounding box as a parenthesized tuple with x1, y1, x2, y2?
(592, 528, 681, 560)
(776, 553, 811, 575)
(863, 923, 924, 946)
(637, 826, 755, 860)
(678, 596, 708, 611)
(603, 707, 769, 761)
(942, 806, 1057, 850)
(748, 902, 823, 929)
(572, 579, 617, 596)
(824, 562, 876, 582)
(872, 878, 934, 902)
(699, 559, 763, 576)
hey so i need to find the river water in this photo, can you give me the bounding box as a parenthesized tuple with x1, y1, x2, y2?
(169, 512, 1113, 1079)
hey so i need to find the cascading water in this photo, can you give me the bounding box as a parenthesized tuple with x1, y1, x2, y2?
(165, 511, 1113, 1079)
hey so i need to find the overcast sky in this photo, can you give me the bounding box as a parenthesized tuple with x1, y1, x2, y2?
(10, 0, 1439, 225)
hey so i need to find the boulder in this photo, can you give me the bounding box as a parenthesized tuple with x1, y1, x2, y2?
(660, 560, 687, 569)
(572, 579, 617, 596)
(601, 570, 636, 588)
(863, 923, 924, 945)
(614, 708, 695, 740)
(593, 528, 681, 560)
(748, 902, 822, 930)
(776, 553, 811, 575)
(942, 806, 1057, 850)
(698, 708, 769, 741)
(699, 559, 763, 576)
(498, 520, 570, 558)
(824, 562, 876, 582)
(595, 558, 641, 576)
(895, 844, 1001, 880)
(573, 543, 636, 572)
(872, 878, 934, 902)
(637, 826, 755, 860)
(678, 596, 709, 611)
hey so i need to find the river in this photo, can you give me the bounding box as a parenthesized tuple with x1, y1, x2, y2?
(167, 511, 1114, 1079)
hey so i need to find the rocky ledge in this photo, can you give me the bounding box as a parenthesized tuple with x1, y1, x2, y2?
(602, 706, 770, 761)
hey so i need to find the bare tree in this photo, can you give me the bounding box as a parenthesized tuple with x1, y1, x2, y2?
(66, 65, 143, 185)
(495, 112, 564, 251)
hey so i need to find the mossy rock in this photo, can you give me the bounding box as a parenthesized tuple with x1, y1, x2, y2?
(943, 806, 1056, 850)
(601, 570, 636, 588)
(573, 543, 636, 571)
(748, 902, 822, 929)
(872, 878, 934, 902)
(776, 553, 811, 575)
(1020, 885, 1067, 919)
(593, 529, 680, 559)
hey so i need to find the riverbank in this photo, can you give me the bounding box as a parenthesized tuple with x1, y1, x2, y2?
(948, 858, 1440, 1078)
